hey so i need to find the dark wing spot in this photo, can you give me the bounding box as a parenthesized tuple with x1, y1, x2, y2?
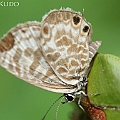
(43, 26, 48, 35)
(83, 26, 89, 32)
(0, 32, 14, 52)
(73, 16, 80, 25)
(21, 28, 27, 33)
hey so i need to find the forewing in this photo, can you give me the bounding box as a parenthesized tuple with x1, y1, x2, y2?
(40, 9, 91, 85)
(0, 21, 76, 93)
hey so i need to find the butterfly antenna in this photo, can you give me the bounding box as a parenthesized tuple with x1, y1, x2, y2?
(54, 96, 64, 120)
(41, 95, 64, 120)
(82, 8, 84, 17)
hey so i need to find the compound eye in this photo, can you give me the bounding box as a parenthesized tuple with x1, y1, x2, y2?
(73, 16, 81, 25)
(64, 94, 75, 102)
(83, 25, 89, 33)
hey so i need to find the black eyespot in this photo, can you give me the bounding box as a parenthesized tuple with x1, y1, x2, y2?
(73, 16, 80, 25)
(83, 26, 89, 32)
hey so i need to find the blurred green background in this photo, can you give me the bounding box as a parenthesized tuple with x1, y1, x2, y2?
(0, 0, 120, 120)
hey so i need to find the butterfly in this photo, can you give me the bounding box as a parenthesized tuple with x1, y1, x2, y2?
(0, 8, 101, 108)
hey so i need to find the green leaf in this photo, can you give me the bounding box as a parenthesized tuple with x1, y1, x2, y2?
(87, 54, 120, 120)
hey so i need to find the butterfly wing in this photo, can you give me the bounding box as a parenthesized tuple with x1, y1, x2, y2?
(0, 21, 76, 93)
(40, 9, 100, 85)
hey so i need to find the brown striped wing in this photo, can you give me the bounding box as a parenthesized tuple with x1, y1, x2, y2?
(40, 9, 101, 85)
(0, 21, 76, 93)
